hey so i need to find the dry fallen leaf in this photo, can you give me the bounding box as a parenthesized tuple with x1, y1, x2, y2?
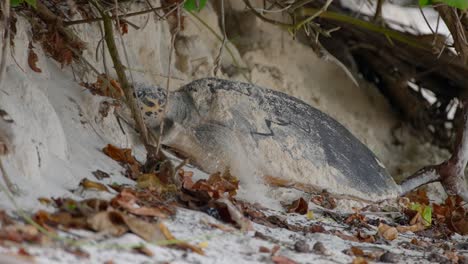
(103, 144, 138, 165)
(133, 245, 154, 257)
(287, 198, 308, 215)
(405, 189, 429, 205)
(87, 211, 128, 237)
(112, 189, 169, 218)
(271, 255, 298, 264)
(333, 230, 360, 242)
(347, 246, 364, 256)
(92, 170, 110, 180)
(310, 190, 337, 209)
(80, 178, 110, 192)
(28, 47, 42, 73)
(157, 222, 204, 255)
(351, 257, 368, 264)
(259, 246, 270, 253)
(378, 223, 398, 241)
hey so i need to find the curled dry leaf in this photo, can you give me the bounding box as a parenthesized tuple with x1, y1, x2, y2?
(92, 170, 110, 180)
(103, 144, 138, 165)
(136, 173, 177, 196)
(287, 198, 308, 215)
(351, 257, 368, 264)
(405, 189, 429, 205)
(28, 47, 42, 73)
(87, 210, 166, 242)
(259, 246, 271, 253)
(310, 190, 337, 209)
(271, 255, 298, 264)
(157, 222, 204, 255)
(111, 189, 169, 218)
(80, 178, 110, 192)
(378, 223, 398, 241)
(347, 246, 364, 256)
(133, 245, 154, 257)
(87, 211, 129, 237)
(333, 230, 360, 242)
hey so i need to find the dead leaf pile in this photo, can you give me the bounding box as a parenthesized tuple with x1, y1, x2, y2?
(81, 74, 124, 99)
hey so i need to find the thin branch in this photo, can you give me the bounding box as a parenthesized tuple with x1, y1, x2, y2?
(156, 3, 182, 156)
(188, 11, 251, 82)
(63, 5, 169, 26)
(242, 0, 292, 27)
(300, 7, 433, 51)
(213, 0, 226, 76)
(92, 0, 156, 160)
(0, 0, 10, 87)
(373, 0, 384, 22)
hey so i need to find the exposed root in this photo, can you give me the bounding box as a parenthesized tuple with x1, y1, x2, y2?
(400, 101, 468, 202)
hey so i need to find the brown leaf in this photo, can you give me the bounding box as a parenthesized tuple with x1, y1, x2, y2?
(333, 230, 359, 242)
(259, 246, 270, 253)
(157, 222, 204, 255)
(80, 178, 110, 192)
(28, 47, 42, 73)
(378, 223, 398, 241)
(92, 170, 110, 180)
(287, 198, 308, 215)
(307, 224, 326, 233)
(183, 171, 239, 199)
(38, 197, 53, 205)
(345, 246, 364, 256)
(111, 189, 168, 218)
(271, 255, 297, 264)
(133, 245, 154, 257)
(263, 175, 293, 187)
(310, 190, 336, 209)
(88, 74, 124, 99)
(0, 224, 42, 244)
(405, 189, 429, 205)
(87, 211, 128, 237)
(64, 247, 90, 259)
(103, 144, 138, 165)
(351, 257, 368, 264)
(17, 248, 32, 257)
(118, 20, 128, 35)
(356, 231, 375, 243)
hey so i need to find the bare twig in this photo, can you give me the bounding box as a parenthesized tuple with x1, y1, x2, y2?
(435, 5, 468, 65)
(0, 0, 10, 86)
(63, 5, 170, 26)
(92, 0, 157, 162)
(213, 0, 226, 76)
(373, 0, 384, 22)
(156, 3, 182, 156)
(188, 11, 250, 82)
(35, 1, 86, 49)
(242, 0, 292, 27)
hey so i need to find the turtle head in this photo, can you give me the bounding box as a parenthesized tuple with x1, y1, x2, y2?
(134, 83, 168, 128)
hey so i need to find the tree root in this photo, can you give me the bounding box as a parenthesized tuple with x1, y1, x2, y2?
(400, 101, 468, 202)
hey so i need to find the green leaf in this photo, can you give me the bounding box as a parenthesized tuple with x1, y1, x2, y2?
(421, 205, 432, 226)
(419, 0, 468, 10)
(10, 0, 24, 7)
(24, 0, 36, 8)
(410, 203, 432, 226)
(184, 0, 207, 12)
(440, 0, 468, 10)
(419, 0, 431, 6)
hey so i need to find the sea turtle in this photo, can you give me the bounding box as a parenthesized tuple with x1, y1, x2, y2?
(134, 78, 468, 202)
